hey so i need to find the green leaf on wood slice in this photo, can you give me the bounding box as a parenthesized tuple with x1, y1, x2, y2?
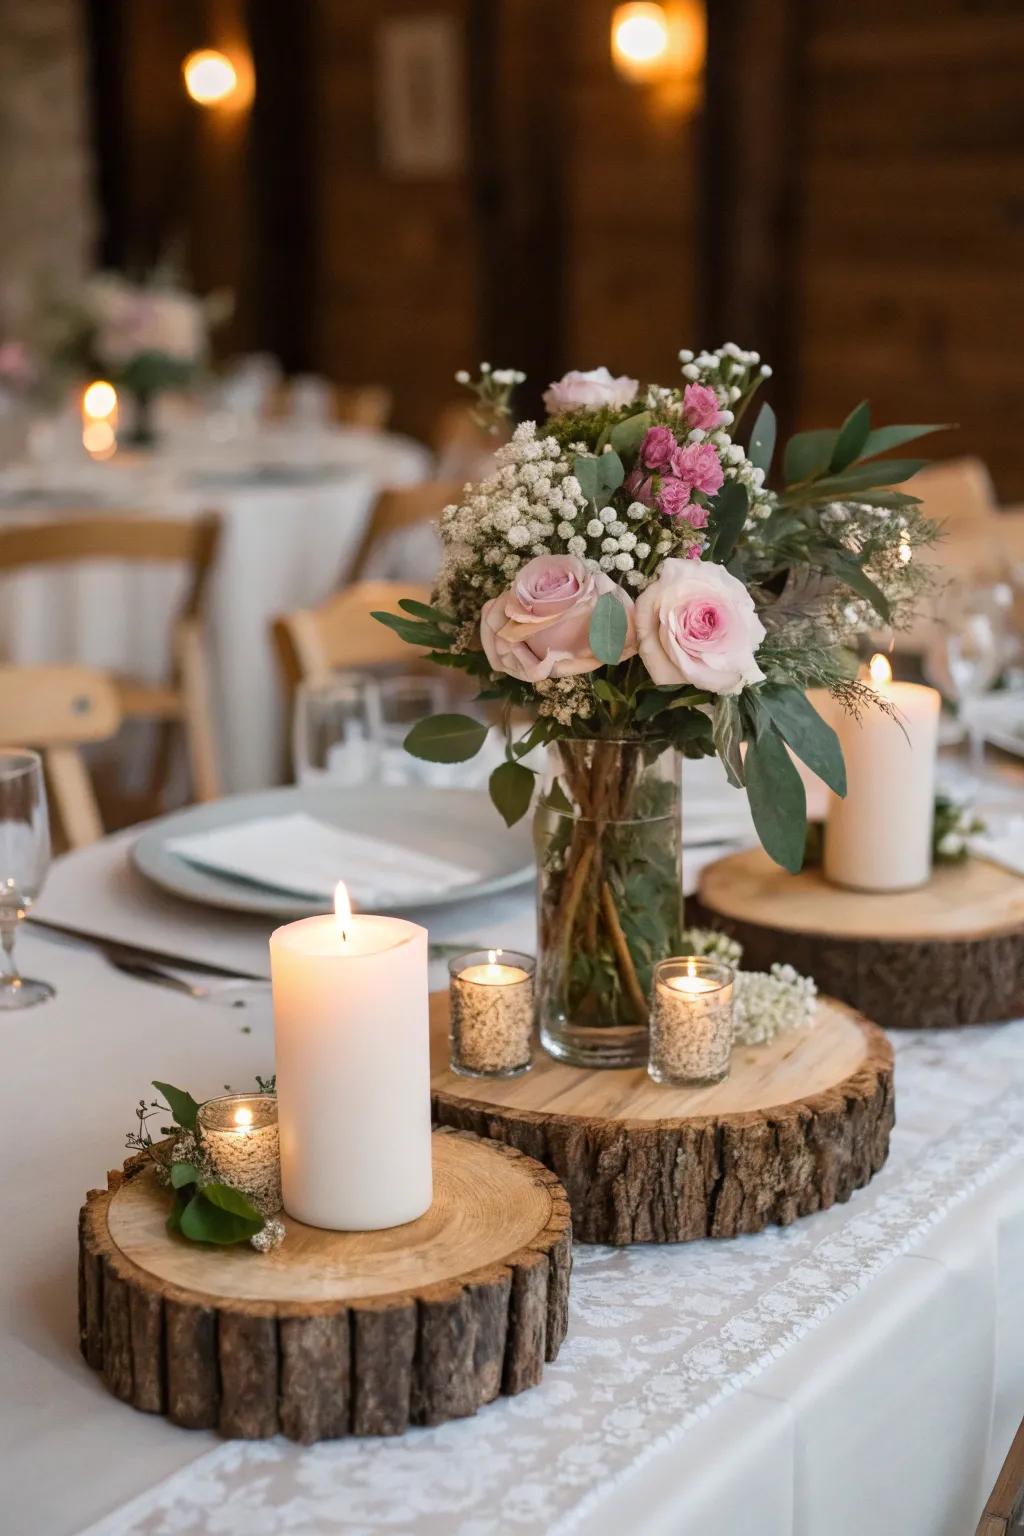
(829, 400, 871, 472)
(757, 683, 846, 797)
(179, 1189, 263, 1246)
(489, 759, 536, 827)
(170, 1161, 200, 1189)
(747, 401, 777, 477)
(202, 1182, 265, 1223)
(744, 723, 808, 874)
(783, 428, 838, 486)
(404, 713, 489, 763)
(152, 1081, 200, 1133)
(589, 591, 629, 665)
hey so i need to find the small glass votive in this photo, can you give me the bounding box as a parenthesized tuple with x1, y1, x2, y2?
(448, 949, 535, 1077)
(196, 1093, 282, 1212)
(648, 957, 735, 1087)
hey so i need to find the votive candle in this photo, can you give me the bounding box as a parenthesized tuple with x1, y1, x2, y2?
(448, 949, 535, 1077)
(649, 956, 735, 1086)
(196, 1093, 281, 1213)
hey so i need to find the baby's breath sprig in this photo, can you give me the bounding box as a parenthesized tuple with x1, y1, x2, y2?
(455, 361, 526, 435)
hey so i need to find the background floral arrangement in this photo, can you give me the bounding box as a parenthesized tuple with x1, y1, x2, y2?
(378, 345, 943, 873)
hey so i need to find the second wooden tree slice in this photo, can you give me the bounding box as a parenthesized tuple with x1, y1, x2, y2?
(430, 993, 893, 1245)
(694, 847, 1024, 1030)
(79, 1128, 571, 1442)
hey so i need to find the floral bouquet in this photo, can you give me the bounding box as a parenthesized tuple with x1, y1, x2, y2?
(376, 348, 943, 1064)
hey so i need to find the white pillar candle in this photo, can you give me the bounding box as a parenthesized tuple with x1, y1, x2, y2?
(270, 882, 432, 1231)
(824, 655, 940, 893)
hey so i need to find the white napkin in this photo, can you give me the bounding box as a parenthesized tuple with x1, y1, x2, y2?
(166, 812, 482, 907)
(971, 817, 1024, 878)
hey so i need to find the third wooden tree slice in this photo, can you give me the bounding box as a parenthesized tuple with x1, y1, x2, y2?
(693, 847, 1024, 1030)
(430, 993, 893, 1245)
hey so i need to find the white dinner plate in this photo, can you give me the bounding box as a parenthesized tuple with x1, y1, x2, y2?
(133, 785, 534, 918)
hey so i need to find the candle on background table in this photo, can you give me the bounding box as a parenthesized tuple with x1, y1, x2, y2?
(81, 379, 119, 461)
(648, 956, 735, 1086)
(823, 654, 940, 893)
(448, 948, 535, 1078)
(196, 1092, 281, 1212)
(270, 882, 432, 1231)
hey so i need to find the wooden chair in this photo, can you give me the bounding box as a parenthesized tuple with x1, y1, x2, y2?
(433, 401, 506, 481)
(0, 665, 121, 848)
(272, 580, 436, 696)
(346, 480, 463, 583)
(334, 384, 393, 431)
(0, 514, 222, 809)
(976, 1411, 1024, 1534)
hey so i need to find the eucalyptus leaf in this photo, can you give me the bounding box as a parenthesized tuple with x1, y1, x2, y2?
(748, 402, 776, 476)
(170, 1161, 199, 1189)
(573, 455, 602, 503)
(823, 551, 892, 622)
(783, 428, 837, 486)
(858, 423, 948, 461)
(757, 684, 846, 797)
(371, 610, 449, 648)
(712, 696, 745, 787)
(588, 592, 628, 665)
(812, 458, 926, 496)
(744, 724, 807, 873)
(404, 713, 489, 763)
(829, 400, 871, 472)
(609, 410, 653, 458)
(202, 1182, 265, 1223)
(179, 1190, 263, 1246)
(709, 481, 749, 564)
(152, 1081, 200, 1133)
(489, 759, 535, 827)
(397, 597, 452, 623)
(599, 449, 625, 493)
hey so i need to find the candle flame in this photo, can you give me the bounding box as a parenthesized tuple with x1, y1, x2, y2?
(488, 949, 498, 965)
(233, 1105, 254, 1128)
(82, 380, 118, 419)
(869, 653, 892, 687)
(334, 881, 351, 944)
(686, 957, 697, 979)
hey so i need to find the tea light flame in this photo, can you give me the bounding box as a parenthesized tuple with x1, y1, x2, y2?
(233, 1105, 254, 1129)
(334, 881, 351, 946)
(686, 957, 697, 980)
(869, 653, 892, 687)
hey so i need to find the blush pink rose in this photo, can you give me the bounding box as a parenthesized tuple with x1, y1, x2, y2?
(681, 500, 710, 529)
(542, 367, 639, 416)
(682, 382, 726, 432)
(623, 467, 654, 506)
(656, 475, 692, 518)
(685, 544, 703, 559)
(635, 558, 766, 695)
(670, 442, 725, 499)
(480, 553, 637, 682)
(639, 425, 677, 471)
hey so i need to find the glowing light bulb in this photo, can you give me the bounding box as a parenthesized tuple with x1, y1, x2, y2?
(869, 653, 893, 688)
(233, 1105, 254, 1129)
(334, 881, 351, 945)
(82, 380, 117, 419)
(612, 3, 670, 77)
(183, 49, 239, 106)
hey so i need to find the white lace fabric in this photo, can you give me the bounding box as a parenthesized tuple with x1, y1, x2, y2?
(80, 1023, 1024, 1536)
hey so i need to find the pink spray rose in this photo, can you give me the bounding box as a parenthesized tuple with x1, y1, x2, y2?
(480, 553, 637, 682)
(639, 425, 677, 471)
(623, 467, 654, 506)
(681, 500, 710, 529)
(635, 558, 766, 695)
(655, 476, 692, 519)
(682, 382, 726, 432)
(670, 442, 725, 499)
(542, 367, 639, 416)
(685, 544, 703, 559)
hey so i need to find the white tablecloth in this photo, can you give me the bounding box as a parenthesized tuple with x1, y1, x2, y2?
(0, 426, 431, 791)
(5, 834, 1023, 1536)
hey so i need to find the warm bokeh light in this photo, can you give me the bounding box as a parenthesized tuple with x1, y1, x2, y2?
(82, 379, 117, 419)
(82, 420, 116, 460)
(611, 3, 671, 80)
(334, 880, 352, 943)
(898, 534, 913, 563)
(233, 1105, 254, 1128)
(183, 49, 239, 106)
(869, 653, 893, 687)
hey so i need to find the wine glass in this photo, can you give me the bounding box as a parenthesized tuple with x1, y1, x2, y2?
(924, 585, 1008, 773)
(0, 750, 54, 1008)
(293, 673, 380, 787)
(376, 674, 449, 785)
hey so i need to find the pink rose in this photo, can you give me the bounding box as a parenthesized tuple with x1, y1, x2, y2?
(623, 467, 654, 506)
(670, 442, 725, 499)
(636, 558, 766, 695)
(656, 475, 692, 518)
(682, 383, 726, 432)
(542, 367, 639, 416)
(685, 544, 703, 559)
(639, 425, 677, 471)
(480, 553, 637, 682)
(681, 500, 710, 529)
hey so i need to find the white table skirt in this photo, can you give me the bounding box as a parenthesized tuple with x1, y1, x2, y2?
(6, 836, 1024, 1536)
(0, 427, 430, 792)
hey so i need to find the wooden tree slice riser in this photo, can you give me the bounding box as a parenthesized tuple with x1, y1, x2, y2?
(694, 849, 1024, 1031)
(79, 1128, 571, 1442)
(430, 993, 893, 1246)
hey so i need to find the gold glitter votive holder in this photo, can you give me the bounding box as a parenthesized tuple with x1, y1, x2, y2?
(448, 949, 535, 1078)
(196, 1093, 282, 1213)
(649, 957, 735, 1087)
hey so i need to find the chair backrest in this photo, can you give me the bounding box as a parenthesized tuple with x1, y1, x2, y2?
(273, 581, 436, 693)
(347, 481, 462, 583)
(0, 665, 122, 847)
(0, 512, 222, 622)
(911, 456, 996, 540)
(334, 384, 393, 431)
(433, 401, 505, 481)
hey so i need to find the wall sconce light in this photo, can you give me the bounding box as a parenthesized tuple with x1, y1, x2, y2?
(182, 48, 251, 108)
(611, 1, 706, 108)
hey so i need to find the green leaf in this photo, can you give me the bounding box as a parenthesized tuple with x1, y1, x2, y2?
(179, 1190, 263, 1246)
(170, 1161, 199, 1189)
(166, 1190, 187, 1235)
(599, 449, 625, 494)
(712, 696, 745, 788)
(744, 724, 807, 873)
(709, 481, 749, 564)
(858, 423, 948, 461)
(813, 458, 927, 496)
(756, 684, 846, 797)
(541, 776, 573, 814)
(844, 490, 922, 510)
(397, 597, 451, 622)
(202, 1182, 265, 1223)
(592, 677, 627, 705)
(822, 550, 892, 622)
(635, 688, 673, 722)
(371, 610, 449, 648)
(609, 410, 653, 458)
(404, 713, 488, 763)
(829, 400, 871, 472)
(573, 455, 602, 503)
(783, 429, 837, 486)
(747, 402, 776, 477)
(489, 760, 535, 827)
(152, 1081, 200, 1133)
(588, 592, 628, 665)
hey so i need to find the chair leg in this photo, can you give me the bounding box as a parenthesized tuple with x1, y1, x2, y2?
(44, 747, 104, 848)
(176, 622, 221, 802)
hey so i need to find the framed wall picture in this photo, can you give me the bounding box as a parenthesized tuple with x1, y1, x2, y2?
(376, 14, 466, 179)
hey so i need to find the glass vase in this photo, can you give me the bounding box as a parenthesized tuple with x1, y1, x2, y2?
(535, 738, 683, 1068)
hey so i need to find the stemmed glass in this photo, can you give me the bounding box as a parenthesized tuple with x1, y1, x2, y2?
(293, 673, 380, 787)
(924, 584, 1009, 773)
(0, 750, 54, 1008)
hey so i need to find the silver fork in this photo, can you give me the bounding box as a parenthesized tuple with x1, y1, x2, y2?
(105, 954, 271, 1008)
